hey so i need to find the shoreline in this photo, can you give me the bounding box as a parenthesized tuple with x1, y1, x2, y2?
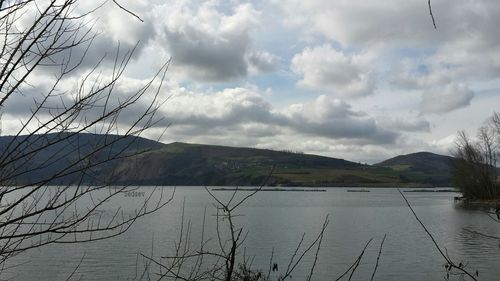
(456, 198, 500, 204)
(454, 196, 500, 208)
(211, 188, 326, 192)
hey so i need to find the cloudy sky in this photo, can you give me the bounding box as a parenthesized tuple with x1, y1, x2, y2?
(5, 0, 500, 163)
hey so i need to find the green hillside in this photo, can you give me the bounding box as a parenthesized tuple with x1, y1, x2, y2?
(111, 142, 370, 186)
(0, 133, 457, 187)
(111, 143, 455, 187)
(374, 152, 455, 186)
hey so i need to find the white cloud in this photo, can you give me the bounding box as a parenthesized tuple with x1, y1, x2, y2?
(420, 84, 474, 114)
(6, 0, 500, 163)
(13, 0, 158, 78)
(277, 0, 438, 47)
(377, 116, 430, 133)
(154, 2, 279, 81)
(429, 134, 457, 154)
(281, 95, 397, 143)
(247, 50, 280, 73)
(276, 0, 500, 48)
(161, 87, 275, 128)
(291, 45, 375, 98)
(390, 58, 453, 90)
(157, 89, 398, 144)
(280, 0, 500, 99)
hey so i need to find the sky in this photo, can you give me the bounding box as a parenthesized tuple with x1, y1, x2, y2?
(3, 0, 500, 163)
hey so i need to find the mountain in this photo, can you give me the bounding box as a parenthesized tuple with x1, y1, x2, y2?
(110, 142, 370, 186)
(89, 142, 458, 187)
(374, 152, 456, 186)
(0, 132, 165, 185)
(0, 133, 456, 187)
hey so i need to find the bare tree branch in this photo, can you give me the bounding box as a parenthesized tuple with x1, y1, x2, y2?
(370, 234, 386, 281)
(112, 0, 144, 23)
(0, 0, 173, 270)
(428, 0, 437, 29)
(398, 189, 478, 280)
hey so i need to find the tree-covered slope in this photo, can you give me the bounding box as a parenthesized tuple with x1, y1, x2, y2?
(0, 133, 457, 187)
(374, 152, 456, 186)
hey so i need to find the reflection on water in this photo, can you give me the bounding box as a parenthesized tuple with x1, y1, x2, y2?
(4, 187, 500, 280)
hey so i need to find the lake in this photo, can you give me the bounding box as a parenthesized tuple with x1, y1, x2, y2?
(4, 186, 500, 280)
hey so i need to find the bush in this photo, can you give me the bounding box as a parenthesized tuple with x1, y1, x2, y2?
(452, 113, 500, 200)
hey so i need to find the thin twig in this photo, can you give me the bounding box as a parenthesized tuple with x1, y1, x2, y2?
(398, 188, 477, 281)
(112, 0, 144, 22)
(370, 234, 386, 281)
(334, 238, 373, 281)
(305, 216, 329, 281)
(428, 0, 437, 29)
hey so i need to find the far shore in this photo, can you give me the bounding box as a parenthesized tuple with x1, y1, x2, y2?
(455, 197, 500, 206)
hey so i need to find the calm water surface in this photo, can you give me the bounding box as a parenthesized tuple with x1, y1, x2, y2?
(5, 187, 500, 280)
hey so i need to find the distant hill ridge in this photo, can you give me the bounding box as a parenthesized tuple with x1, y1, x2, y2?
(374, 152, 455, 186)
(375, 151, 455, 174)
(0, 133, 455, 187)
